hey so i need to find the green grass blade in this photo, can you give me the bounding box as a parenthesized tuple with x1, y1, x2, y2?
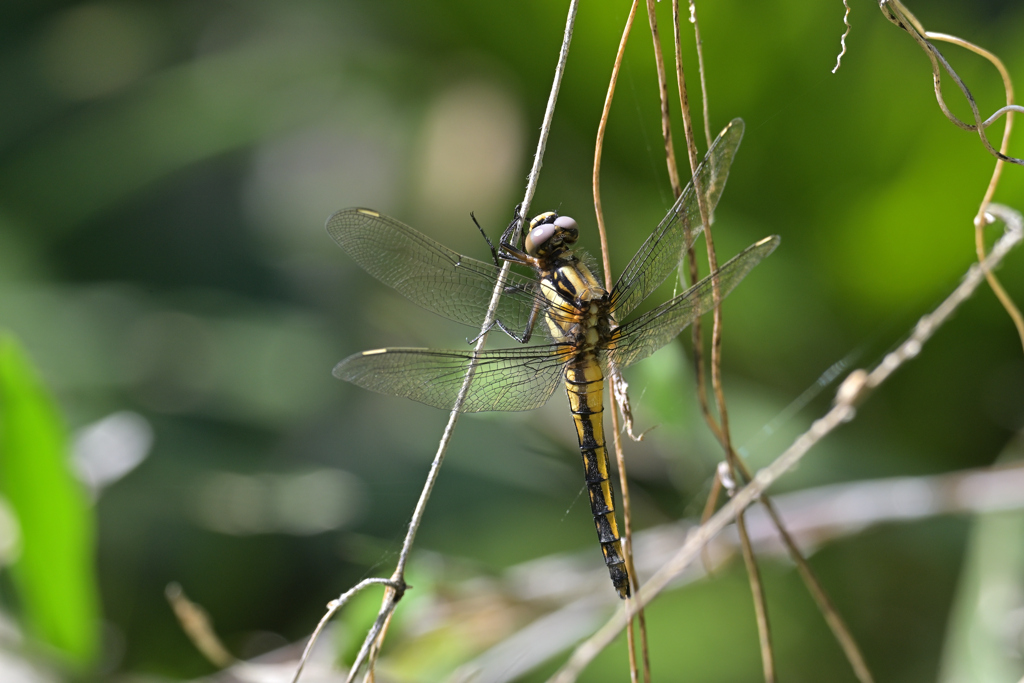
(0, 334, 99, 665)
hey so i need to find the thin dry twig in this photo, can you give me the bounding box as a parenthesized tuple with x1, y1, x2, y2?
(724, 455, 876, 683)
(665, 12, 719, 445)
(547, 204, 1023, 683)
(290, 578, 403, 683)
(720, 470, 774, 683)
(688, 0, 713, 150)
(656, 0, 722, 580)
(592, 2, 650, 681)
(292, 4, 581, 682)
(645, 0, 683, 198)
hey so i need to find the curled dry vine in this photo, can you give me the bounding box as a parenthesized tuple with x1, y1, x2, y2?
(880, 0, 1023, 166)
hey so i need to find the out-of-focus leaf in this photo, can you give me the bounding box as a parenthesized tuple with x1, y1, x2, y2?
(0, 334, 99, 665)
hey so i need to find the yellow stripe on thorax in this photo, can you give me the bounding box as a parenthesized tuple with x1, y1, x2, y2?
(540, 260, 605, 342)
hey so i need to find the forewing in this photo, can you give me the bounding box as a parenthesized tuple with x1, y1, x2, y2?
(327, 208, 556, 338)
(334, 344, 573, 413)
(611, 119, 745, 319)
(607, 235, 779, 370)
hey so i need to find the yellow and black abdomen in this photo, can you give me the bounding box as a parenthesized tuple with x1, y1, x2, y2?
(564, 352, 630, 598)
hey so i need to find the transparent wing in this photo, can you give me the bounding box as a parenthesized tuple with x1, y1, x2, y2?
(610, 119, 745, 319)
(606, 235, 779, 370)
(327, 208, 572, 339)
(334, 344, 574, 413)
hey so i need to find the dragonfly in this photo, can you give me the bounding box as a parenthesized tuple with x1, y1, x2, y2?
(327, 118, 778, 598)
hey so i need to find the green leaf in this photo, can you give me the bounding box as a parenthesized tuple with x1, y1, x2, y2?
(0, 334, 99, 665)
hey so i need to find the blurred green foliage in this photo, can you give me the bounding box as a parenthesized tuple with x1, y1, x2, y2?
(0, 0, 1023, 680)
(0, 334, 99, 665)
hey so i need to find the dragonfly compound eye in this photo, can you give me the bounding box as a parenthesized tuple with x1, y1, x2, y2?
(525, 222, 557, 255)
(553, 215, 579, 242)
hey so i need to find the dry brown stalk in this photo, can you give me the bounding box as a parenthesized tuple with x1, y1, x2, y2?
(667, 0, 777, 676)
(725, 475, 775, 683)
(645, 0, 683, 197)
(592, 2, 650, 681)
(724, 451, 875, 683)
(688, 0, 714, 150)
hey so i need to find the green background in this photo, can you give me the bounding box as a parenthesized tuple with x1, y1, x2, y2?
(1, 0, 1023, 680)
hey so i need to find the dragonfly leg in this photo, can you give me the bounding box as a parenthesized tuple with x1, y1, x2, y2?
(470, 212, 501, 267)
(467, 282, 540, 344)
(496, 291, 542, 344)
(498, 205, 545, 269)
(494, 320, 524, 344)
(499, 241, 541, 270)
(519, 296, 542, 343)
(499, 203, 524, 247)
(466, 320, 497, 344)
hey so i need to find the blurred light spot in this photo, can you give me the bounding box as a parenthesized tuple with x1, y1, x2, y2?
(123, 312, 216, 413)
(0, 610, 23, 646)
(193, 469, 364, 535)
(0, 649, 54, 683)
(244, 113, 404, 256)
(413, 80, 524, 224)
(0, 496, 20, 567)
(37, 3, 159, 101)
(72, 411, 153, 497)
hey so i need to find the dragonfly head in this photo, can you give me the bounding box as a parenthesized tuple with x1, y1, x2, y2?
(525, 213, 579, 257)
